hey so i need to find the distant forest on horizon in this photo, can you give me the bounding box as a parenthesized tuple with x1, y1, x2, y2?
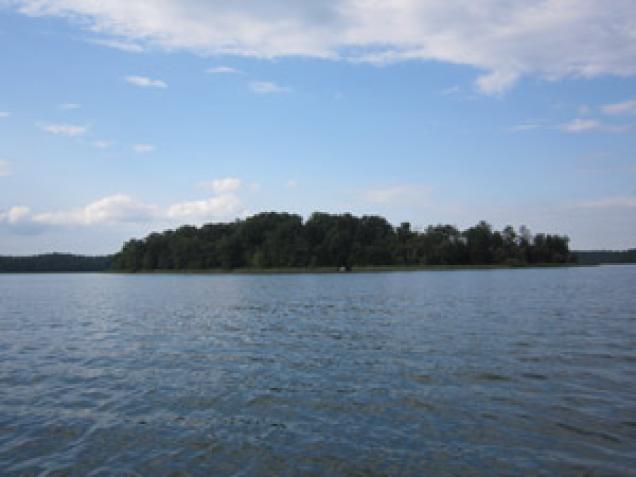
(2, 212, 635, 273)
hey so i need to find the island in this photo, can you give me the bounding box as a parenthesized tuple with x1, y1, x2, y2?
(111, 212, 573, 271)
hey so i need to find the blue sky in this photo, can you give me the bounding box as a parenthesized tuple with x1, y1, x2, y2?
(1, 1, 635, 254)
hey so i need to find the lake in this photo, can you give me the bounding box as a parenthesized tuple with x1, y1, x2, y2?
(1, 266, 635, 476)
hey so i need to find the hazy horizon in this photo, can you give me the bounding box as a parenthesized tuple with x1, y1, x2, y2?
(1, 1, 635, 254)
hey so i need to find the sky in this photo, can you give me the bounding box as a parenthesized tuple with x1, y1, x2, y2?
(0, 0, 635, 254)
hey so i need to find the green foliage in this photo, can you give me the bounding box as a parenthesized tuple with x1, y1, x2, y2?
(111, 212, 575, 271)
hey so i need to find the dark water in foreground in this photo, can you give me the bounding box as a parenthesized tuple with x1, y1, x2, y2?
(1, 267, 635, 476)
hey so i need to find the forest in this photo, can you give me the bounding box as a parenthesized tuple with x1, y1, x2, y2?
(112, 212, 574, 271)
(575, 249, 636, 265)
(0, 253, 113, 272)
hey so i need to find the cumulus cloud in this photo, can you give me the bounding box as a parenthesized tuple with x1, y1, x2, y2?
(4, 206, 31, 223)
(133, 144, 155, 153)
(199, 177, 242, 194)
(476, 70, 520, 96)
(1, 178, 247, 231)
(560, 118, 630, 134)
(166, 194, 244, 221)
(206, 66, 241, 74)
(0, 195, 156, 228)
(362, 185, 431, 205)
(32, 195, 159, 226)
(249, 81, 291, 94)
(0, 111, 10, 119)
(0, 207, 42, 234)
(9, 0, 636, 94)
(37, 122, 88, 136)
(0, 160, 10, 177)
(602, 98, 636, 115)
(125, 75, 167, 88)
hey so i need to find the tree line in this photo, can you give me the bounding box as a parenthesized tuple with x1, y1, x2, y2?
(0, 253, 113, 272)
(112, 212, 574, 271)
(574, 249, 636, 265)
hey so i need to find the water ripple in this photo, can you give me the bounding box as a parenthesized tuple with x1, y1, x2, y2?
(1, 266, 635, 475)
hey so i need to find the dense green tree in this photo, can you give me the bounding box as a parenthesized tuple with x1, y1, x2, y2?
(110, 212, 575, 271)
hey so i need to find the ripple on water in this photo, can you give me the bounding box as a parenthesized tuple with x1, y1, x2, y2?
(1, 268, 636, 475)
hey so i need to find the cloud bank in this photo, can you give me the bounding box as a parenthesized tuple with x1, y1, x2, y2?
(0, 178, 247, 232)
(7, 0, 636, 94)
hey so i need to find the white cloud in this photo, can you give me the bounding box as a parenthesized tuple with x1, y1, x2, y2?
(0, 111, 10, 119)
(249, 81, 291, 94)
(125, 75, 167, 88)
(199, 177, 242, 194)
(0, 160, 11, 177)
(286, 179, 298, 189)
(362, 185, 431, 205)
(93, 140, 112, 149)
(602, 98, 636, 115)
(560, 118, 630, 134)
(133, 144, 155, 153)
(1, 176, 248, 231)
(0, 205, 39, 233)
(8, 206, 32, 223)
(38, 122, 88, 136)
(59, 103, 81, 110)
(32, 195, 159, 226)
(476, 70, 520, 96)
(560, 118, 599, 132)
(166, 194, 244, 221)
(206, 66, 241, 74)
(90, 38, 144, 52)
(11, 1, 636, 94)
(0, 206, 37, 233)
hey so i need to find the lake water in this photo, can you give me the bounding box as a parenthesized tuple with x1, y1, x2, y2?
(1, 266, 635, 476)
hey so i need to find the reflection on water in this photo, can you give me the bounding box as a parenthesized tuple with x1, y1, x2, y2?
(1, 266, 635, 475)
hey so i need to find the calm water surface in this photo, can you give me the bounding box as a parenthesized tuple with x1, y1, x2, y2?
(1, 266, 635, 476)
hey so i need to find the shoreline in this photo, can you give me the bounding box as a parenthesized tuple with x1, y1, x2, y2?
(1, 264, 612, 275)
(108, 263, 594, 275)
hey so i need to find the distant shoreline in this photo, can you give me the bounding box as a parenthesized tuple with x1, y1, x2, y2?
(1, 263, 600, 275)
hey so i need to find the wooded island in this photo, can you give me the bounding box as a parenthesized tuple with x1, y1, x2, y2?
(112, 212, 573, 271)
(3, 212, 635, 272)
